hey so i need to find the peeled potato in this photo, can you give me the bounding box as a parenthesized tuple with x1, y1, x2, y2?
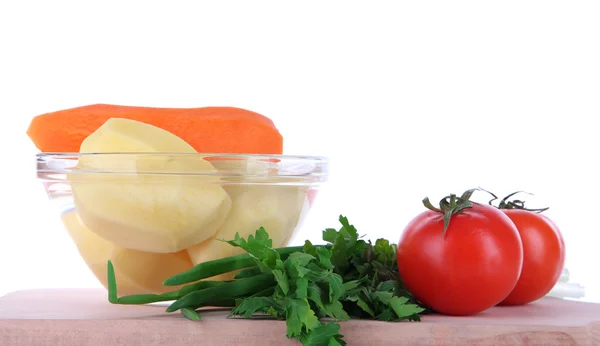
(61, 210, 193, 295)
(70, 118, 232, 253)
(186, 185, 307, 280)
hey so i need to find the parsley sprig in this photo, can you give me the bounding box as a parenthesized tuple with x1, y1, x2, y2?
(106, 215, 426, 345)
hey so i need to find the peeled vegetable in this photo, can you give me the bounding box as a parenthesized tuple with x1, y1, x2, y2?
(70, 118, 232, 253)
(187, 185, 307, 280)
(26, 103, 284, 154)
(61, 210, 193, 295)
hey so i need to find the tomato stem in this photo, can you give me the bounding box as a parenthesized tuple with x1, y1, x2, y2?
(489, 191, 549, 213)
(422, 188, 479, 237)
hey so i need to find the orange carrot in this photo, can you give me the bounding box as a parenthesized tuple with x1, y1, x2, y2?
(26, 104, 283, 154)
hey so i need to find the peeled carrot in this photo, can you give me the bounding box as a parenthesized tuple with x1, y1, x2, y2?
(26, 104, 283, 154)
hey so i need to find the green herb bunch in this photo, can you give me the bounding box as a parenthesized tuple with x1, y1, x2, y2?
(106, 215, 425, 345)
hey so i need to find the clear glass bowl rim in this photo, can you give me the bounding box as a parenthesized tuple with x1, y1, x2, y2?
(36, 152, 330, 183)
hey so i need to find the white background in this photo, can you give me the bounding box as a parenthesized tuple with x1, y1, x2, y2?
(1, 1, 599, 302)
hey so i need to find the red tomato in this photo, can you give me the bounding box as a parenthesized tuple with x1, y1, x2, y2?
(498, 210, 565, 305)
(396, 202, 523, 316)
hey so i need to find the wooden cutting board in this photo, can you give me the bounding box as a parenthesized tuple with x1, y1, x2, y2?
(0, 289, 599, 345)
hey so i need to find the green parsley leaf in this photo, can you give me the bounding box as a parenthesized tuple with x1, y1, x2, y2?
(303, 240, 319, 257)
(322, 228, 339, 243)
(285, 298, 320, 338)
(375, 308, 395, 321)
(323, 273, 345, 303)
(356, 295, 375, 317)
(389, 296, 425, 320)
(272, 269, 290, 295)
(373, 238, 395, 266)
(371, 290, 393, 305)
(338, 215, 359, 246)
(295, 277, 309, 299)
(297, 322, 347, 346)
(230, 296, 284, 318)
(316, 247, 334, 270)
(329, 234, 349, 273)
(321, 300, 350, 321)
(286, 252, 316, 277)
(222, 227, 280, 270)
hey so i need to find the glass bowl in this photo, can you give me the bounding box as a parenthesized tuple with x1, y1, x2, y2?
(36, 152, 328, 295)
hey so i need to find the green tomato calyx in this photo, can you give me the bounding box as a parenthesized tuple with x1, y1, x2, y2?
(488, 190, 549, 213)
(422, 188, 478, 237)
